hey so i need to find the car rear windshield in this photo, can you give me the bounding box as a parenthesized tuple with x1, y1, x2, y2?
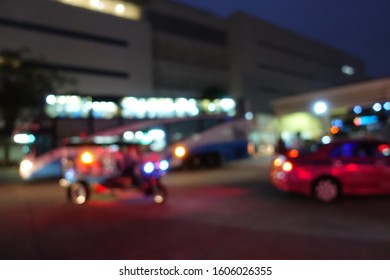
(297, 141, 323, 155)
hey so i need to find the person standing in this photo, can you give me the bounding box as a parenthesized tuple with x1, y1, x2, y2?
(275, 136, 287, 155)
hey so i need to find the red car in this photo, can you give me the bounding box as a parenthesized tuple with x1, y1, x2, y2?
(270, 138, 390, 202)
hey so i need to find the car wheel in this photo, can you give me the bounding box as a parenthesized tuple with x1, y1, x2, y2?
(145, 181, 167, 204)
(313, 178, 339, 203)
(204, 153, 222, 168)
(68, 182, 90, 205)
(184, 156, 201, 169)
(153, 182, 167, 204)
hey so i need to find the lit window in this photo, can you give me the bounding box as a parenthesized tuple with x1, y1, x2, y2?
(46, 94, 56, 105)
(208, 103, 216, 112)
(90, 0, 101, 9)
(91, 101, 118, 119)
(115, 3, 125, 14)
(44, 95, 90, 118)
(56, 0, 141, 20)
(220, 98, 236, 111)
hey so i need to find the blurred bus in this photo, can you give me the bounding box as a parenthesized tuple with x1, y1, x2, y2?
(14, 95, 251, 180)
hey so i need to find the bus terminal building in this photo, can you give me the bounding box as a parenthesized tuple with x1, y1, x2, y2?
(271, 77, 390, 149)
(0, 0, 378, 160)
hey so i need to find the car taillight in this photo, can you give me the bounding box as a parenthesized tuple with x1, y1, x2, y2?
(81, 152, 94, 164)
(273, 157, 283, 167)
(282, 161, 293, 172)
(287, 149, 299, 158)
(378, 144, 390, 156)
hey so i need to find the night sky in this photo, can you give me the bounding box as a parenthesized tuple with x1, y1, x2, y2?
(173, 0, 390, 79)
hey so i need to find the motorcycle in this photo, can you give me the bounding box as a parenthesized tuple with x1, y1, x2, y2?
(59, 142, 168, 205)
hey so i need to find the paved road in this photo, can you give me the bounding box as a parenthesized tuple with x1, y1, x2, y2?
(1, 157, 390, 259)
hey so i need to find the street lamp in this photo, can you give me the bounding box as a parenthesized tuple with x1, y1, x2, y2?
(313, 100, 330, 138)
(313, 101, 328, 115)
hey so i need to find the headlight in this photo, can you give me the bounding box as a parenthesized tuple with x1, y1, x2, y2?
(19, 159, 33, 179)
(159, 160, 169, 171)
(174, 146, 186, 158)
(64, 168, 75, 180)
(143, 162, 155, 174)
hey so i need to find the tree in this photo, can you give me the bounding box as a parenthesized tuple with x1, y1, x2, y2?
(0, 48, 73, 165)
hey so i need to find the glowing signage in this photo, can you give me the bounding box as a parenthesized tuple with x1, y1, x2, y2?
(45, 95, 237, 119)
(353, 115, 378, 126)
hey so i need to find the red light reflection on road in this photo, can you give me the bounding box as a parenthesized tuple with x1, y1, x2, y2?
(346, 163, 358, 172)
(200, 186, 248, 197)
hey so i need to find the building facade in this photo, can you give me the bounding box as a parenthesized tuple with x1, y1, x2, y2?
(0, 0, 368, 108)
(226, 12, 367, 113)
(271, 78, 390, 147)
(0, 0, 371, 160)
(0, 0, 153, 97)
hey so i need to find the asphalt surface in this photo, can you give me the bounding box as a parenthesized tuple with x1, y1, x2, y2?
(1, 157, 390, 260)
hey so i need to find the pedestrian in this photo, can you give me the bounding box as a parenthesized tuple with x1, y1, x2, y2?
(120, 144, 143, 186)
(292, 132, 303, 150)
(275, 136, 287, 155)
